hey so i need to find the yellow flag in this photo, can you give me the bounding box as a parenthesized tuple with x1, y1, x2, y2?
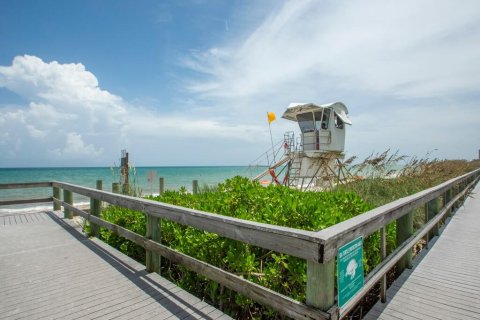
(267, 112, 276, 124)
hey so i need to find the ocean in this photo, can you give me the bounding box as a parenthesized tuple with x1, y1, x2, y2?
(0, 166, 264, 213)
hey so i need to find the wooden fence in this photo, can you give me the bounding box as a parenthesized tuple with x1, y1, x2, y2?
(1, 168, 479, 320)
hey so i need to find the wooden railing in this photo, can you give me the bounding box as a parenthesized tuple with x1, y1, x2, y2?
(1, 168, 479, 320)
(0, 182, 53, 206)
(315, 168, 480, 317)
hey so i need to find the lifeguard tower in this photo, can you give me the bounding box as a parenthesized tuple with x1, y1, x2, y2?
(253, 102, 353, 190)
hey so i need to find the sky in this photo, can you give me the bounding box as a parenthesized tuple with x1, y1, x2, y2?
(0, 0, 479, 167)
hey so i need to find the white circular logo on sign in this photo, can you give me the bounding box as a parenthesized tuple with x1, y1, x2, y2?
(346, 259, 358, 280)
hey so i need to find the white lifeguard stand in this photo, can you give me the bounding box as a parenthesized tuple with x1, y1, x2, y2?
(282, 102, 352, 189)
(253, 102, 353, 190)
(282, 102, 351, 154)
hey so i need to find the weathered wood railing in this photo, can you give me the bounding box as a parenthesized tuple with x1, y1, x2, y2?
(0, 182, 53, 205)
(1, 168, 479, 320)
(315, 168, 480, 318)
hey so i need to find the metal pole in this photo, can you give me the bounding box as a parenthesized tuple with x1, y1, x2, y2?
(268, 120, 276, 163)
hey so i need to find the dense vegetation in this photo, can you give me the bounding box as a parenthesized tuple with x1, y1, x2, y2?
(96, 156, 479, 319)
(100, 177, 374, 318)
(336, 153, 479, 208)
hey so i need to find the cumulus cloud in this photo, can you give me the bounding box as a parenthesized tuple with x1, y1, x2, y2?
(0, 55, 127, 165)
(0, 55, 266, 166)
(50, 132, 104, 158)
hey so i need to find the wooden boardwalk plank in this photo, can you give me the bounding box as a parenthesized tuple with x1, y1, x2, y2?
(0, 211, 231, 320)
(0, 212, 49, 226)
(389, 282, 480, 312)
(2, 262, 150, 314)
(387, 284, 480, 316)
(383, 288, 479, 319)
(365, 183, 480, 319)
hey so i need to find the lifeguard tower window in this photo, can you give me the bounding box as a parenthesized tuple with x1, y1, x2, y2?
(334, 113, 344, 129)
(297, 112, 315, 133)
(315, 109, 330, 131)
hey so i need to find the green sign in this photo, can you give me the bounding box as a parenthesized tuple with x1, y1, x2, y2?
(337, 236, 364, 309)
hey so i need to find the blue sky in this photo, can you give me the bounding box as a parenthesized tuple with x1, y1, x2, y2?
(1, 0, 479, 167)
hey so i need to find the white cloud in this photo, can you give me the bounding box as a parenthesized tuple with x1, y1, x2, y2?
(0, 55, 128, 165)
(126, 112, 262, 141)
(179, 0, 480, 161)
(185, 0, 480, 100)
(347, 102, 480, 157)
(0, 55, 266, 166)
(50, 132, 104, 157)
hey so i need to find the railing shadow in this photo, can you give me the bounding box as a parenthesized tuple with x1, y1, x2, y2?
(369, 213, 450, 316)
(45, 211, 225, 319)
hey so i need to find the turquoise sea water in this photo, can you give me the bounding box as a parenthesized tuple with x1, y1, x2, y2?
(0, 166, 264, 211)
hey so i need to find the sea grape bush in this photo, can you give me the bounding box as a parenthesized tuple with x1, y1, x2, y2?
(99, 176, 383, 318)
(100, 205, 146, 262)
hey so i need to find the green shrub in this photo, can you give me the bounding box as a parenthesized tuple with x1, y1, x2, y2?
(99, 176, 374, 317)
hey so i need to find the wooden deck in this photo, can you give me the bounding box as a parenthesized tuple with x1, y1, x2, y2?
(365, 183, 480, 320)
(0, 210, 231, 320)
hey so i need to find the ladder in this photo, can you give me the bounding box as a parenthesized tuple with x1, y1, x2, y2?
(287, 152, 303, 187)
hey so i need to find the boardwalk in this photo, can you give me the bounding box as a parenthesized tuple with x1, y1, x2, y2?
(365, 183, 480, 320)
(0, 210, 231, 320)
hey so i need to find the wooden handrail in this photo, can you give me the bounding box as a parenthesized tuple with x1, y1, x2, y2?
(0, 182, 54, 206)
(0, 197, 53, 206)
(52, 181, 323, 262)
(316, 168, 480, 262)
(338, 174, 479, 317)
(0, 182, 52, 189)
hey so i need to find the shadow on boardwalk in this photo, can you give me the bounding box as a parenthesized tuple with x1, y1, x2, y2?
(365, 187, 480, 320)
(0, 210, 231, 320)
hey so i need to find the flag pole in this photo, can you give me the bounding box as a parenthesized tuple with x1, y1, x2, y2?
(268, 113, 276, 163)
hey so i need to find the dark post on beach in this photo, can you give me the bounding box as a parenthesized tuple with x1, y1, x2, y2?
(159, 177, 164, 195)
(112, 182, 120, 194)
(122, 183, 130, 195)
(192, 180, 198, 194)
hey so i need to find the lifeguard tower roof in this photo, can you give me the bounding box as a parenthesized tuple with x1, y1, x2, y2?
(281, 102, 352, 125)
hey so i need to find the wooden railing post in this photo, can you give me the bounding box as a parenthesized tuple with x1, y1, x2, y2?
(396, 211, 413, 274)
(192, 180, 198, 195)
(53, 186, 61, 211)
(453, 184, 461, 211)
(90, 180, 102, 238)
(112, 182, 120, 194)
(445, 188, 453, 217)
(461, 180, 468, 203)
(159, 177, 164, 195)
(427, 197, 440, 238)
(423, 203, 430, 249)
(306, 259, 335, 312)
(146, 214, 161, 274)
(63, 189, 73, 219)
(380, 227, 387, 303)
